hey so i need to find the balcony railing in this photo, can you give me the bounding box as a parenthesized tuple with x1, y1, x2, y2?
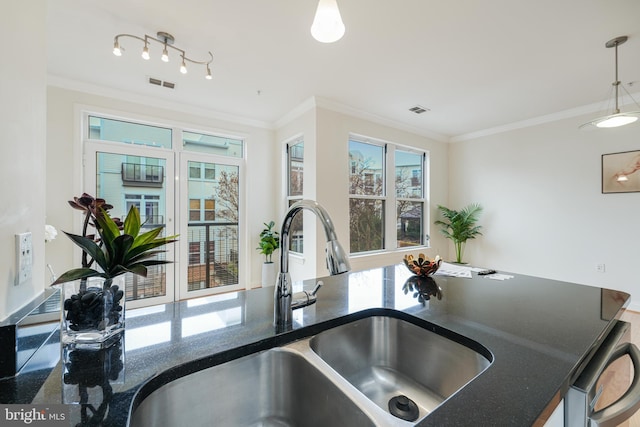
(187, 222, 239, 291)
(121, 163, 164, 187)
(141, 215, 164, 226)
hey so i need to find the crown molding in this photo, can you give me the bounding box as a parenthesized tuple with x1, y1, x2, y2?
(275, 96, 449, 143)
(451, 91, 640, 142)
(313, 97, 449, 142)
(273, 96, 317, 129)
(47, 74, 273, 130)
(50, 74, 639, 144)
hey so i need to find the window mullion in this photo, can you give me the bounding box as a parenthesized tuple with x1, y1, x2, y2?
(385, 144, 396, 250)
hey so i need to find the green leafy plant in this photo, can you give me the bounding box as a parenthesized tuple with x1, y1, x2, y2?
(257, 221, 280, 263)
(53, 204, 178, 289)
(435, 203, 483, 264)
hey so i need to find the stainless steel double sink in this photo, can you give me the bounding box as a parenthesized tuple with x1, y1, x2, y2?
(129, 315, 492, 426)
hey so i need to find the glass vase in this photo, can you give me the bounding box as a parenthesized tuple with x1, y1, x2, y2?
(61, 275, 125, 348)
(62, 334, 125, 405)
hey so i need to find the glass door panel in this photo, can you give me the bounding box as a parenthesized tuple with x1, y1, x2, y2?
(85, 142, 175, 308)
(179, 153, 243, 299)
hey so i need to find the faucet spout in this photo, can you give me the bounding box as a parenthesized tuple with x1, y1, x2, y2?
(275, 200, 350, 328)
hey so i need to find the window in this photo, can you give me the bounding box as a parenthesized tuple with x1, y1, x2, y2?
(204, 199, 216, 221)
(395, 150, 425, 247)
(349, 140, 385, 253)
(286, 139, 304, 253)
(89, 116, 172, 148)
(126, 194, 162, 225)
(183, 131, 243, 158)
(189, 162, 217, 181)
(189, 199, 201, 221)
(189, 198, 216, 222)
(349, 137, 427, 254)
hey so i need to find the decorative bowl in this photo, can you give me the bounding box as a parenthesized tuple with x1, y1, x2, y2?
(402, 254, 442, 277)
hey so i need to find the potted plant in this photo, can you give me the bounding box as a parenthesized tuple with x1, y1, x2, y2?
(257, 221, 280, 287)
(435, 203, 483, 264)
(53, 193, 177, 346)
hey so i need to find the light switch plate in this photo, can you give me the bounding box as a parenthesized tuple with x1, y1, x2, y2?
(15, 232, 33, 285)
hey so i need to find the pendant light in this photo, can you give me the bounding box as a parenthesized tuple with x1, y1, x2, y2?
(580, 36, 640, 129)
(310, 0, 345, 43)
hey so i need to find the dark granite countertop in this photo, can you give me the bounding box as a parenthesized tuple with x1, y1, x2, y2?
(0, 264, 629, 426)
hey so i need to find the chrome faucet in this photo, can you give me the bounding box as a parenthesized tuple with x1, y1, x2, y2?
(275, 200, 351, 328)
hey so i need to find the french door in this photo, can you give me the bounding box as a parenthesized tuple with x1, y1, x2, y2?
(84, 141, 176, 309)
(177, 152, 244, 300)
(84, 141, 245, 307)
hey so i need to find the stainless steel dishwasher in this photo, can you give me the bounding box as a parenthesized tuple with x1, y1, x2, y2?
(566, 320, 640, 427)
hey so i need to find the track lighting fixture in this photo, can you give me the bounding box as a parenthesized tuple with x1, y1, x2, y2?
(112, 31, 213, 80)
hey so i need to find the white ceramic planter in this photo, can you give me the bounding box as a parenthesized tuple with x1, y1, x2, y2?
(261, 262, 277, 287)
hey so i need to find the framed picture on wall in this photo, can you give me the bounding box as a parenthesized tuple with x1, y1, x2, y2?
(602, 150, 640, 193)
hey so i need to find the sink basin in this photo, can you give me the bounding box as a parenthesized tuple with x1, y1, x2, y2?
(130, 314, 491, 426)
(129, 347, 375, 427)
(309, 316, 491, 422)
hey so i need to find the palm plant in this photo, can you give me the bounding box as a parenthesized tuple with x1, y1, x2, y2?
(435, 203, 483, 264)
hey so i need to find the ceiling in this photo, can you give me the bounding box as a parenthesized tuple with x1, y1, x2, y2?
(46, 0, 640, 140)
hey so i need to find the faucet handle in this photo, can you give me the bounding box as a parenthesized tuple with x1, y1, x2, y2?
(312, 281, 323, 296)
(291, 281, 324, 311)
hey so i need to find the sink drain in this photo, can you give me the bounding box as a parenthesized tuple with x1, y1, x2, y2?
(388, 395, 419, 421)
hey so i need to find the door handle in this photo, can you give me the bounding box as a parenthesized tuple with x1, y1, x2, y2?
(590, 342, 640, 427)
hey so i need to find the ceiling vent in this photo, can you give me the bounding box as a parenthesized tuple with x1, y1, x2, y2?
(148, 77, 175, 89)
(409, 105, 430, 114)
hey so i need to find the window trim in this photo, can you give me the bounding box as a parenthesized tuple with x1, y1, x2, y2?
(348, 134, 429, 255)
(284, 136, 304, 255)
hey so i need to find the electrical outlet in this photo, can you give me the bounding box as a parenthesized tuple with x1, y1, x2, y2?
(595, 263, 606, 273)
(15, 232, 33, 285)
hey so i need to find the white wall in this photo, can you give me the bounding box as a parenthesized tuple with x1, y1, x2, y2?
(275, 107, 318, 281)
(45, 86, 277, 290)
(449, 114, 640, 309)
(0, 1, 47, 321)
(275, 102, 450, 281)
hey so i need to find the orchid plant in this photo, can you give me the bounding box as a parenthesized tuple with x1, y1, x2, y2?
(52, 193, 177, 289)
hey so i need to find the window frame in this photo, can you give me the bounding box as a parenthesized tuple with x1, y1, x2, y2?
(285, 137, 304, 254)
(348, 134, 429, 255)
(394, 147, 427, 249)
(348, 138, 386, 254)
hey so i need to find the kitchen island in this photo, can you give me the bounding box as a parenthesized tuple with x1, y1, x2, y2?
(0, 264, 630, 426)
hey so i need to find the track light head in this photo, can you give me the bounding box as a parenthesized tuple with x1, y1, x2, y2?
(113, 39, 122, 56)
(141, 44, 150, 60)
(180, 56, 187, 74)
